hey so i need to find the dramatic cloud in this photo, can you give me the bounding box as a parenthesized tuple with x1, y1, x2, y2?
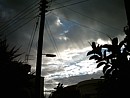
(0, 0, 127, 93)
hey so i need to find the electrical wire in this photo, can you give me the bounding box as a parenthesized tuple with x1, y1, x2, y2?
(0, 0, 40, 24)
(5, 15, 38, 38)
(45, 19, 60, 56)
(1, 12, 39, 38)
(0, 0, 34, 22)
(51, 0, 74, 7)
(44, 25, 54, 52)
(45, 18, 61, 59)
(48, 0, 53, 9)
(0, 2, 40, 33)
(52, 1, 122, 33)
(0, 8, 39, 35)
(0, 1, 39, 32)
(69, 9, 121, 31)
(49, 0, 88, 11)
(51, 12, 114, 38)
(25, 16, 40, 63)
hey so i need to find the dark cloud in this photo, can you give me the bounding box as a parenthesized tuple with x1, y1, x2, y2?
(52, 0, 127, 41)
(0, 0, 40, 63)
(0, 0, 127, 56)
(0, 0, 34, 10)
(0, 0, 127, 65)
(0, 0, 128, 91)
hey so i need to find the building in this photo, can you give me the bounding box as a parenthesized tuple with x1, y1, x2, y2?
(77, 79, 104, 98)
(49, 79, 104, 98)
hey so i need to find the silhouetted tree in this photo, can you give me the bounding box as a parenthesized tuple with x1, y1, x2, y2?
(0, 38, 32, 98)
(87, 26, 130, 80)
(87, 25, 130, 98)
(49, 83, 64, 98)
(49, 83, 80, 98)
(54, 83, 64, 91)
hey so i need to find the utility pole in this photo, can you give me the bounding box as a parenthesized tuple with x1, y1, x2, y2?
(124, 0, 130, 26)
(35, 0, 49, 98)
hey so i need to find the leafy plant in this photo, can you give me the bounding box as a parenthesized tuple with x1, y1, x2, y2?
(87, 26, 130, 80)
(0, 39, 22, 64)
(0, 38, 33, 97)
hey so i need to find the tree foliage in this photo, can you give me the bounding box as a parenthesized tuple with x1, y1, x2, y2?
(87, 25, 130, 80)
(87, 26, 130, 98)
(0, 38, 32, 98)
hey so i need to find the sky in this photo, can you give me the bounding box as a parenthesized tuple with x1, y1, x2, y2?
(0, 0, 127, 94)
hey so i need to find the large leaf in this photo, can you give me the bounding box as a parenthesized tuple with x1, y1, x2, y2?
(103, 50, 106, 59)
(97, 61, 106, 68)
(124, 26, 129, 36)
(112, 37, 118, 45)
(103, 65, 110, 74)
(10, 46, 17, 54)
(89, 55, 99, 60)
(92, 42, 96, 49)
(107, 54, 114, 59)
(96, 46, 102, 56)
(10, 46, 21, 56)
(105, 68, 113, 76)
(102, 44, 111, 48)
(119, 40, 125, 48)
(96, 57, 103, 63)
(10, 53, 23, 60)
(87, 50, 94, 56)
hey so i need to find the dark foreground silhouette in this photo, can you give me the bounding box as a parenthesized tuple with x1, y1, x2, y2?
(87, 25, 130, 98)
(0, 39, 36, 98)
(1, 25, 130, 98)
(49, 26, 130, 98)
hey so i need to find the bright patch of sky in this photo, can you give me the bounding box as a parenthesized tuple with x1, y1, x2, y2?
(96, 38, 111, 45)
(43, 46, 103, 80)
(55, 17, 63, 26)
(58, 36, 68, 41)
(55, 17, 71, 41)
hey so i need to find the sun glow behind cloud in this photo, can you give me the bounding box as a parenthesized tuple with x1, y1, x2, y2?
(0, 0, 127, 95)
(58, 36, 68, 41)
(55, 17, 63, 26)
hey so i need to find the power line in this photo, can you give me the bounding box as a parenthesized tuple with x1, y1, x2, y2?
(45, 18, 61, 58)
(51, 12, 114, 38)
(48, 0, 53, 9)
(6, 16, 38, 37)
(44, 24, 54, 52)
(0, 10, 39, 35)
(0, 0, 39, 26)
(25, 17, 40, 63)
(0, 2, 40, 33)
(45, 18, 65, 68)
(0, 0, 40, 30)
(69, 9, 121, 31)
(49, 0, 88, 11)
(1, 12, 39, 37)
(0, 0, 35, 22)
(53, 1, 122, 32)
(51, 0, 74, 7)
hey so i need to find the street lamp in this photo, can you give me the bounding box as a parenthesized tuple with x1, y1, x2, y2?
(35, 0, 54, 98)
(42, 54, 56, 57)
(41, 53, 56, 97)
(35, 0, 50, 97)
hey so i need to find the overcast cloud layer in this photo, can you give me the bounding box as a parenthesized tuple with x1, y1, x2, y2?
(0, 0, 127, 93)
